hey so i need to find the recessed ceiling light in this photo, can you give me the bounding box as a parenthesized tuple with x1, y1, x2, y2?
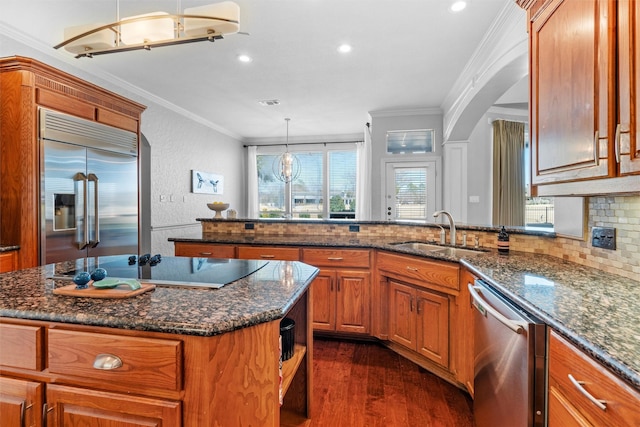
(450, 1, 467, 12)
(337, 44, 352, 54)
(237, 54, 253, 63)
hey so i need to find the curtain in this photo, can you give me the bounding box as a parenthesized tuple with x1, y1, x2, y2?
(247, 145, 259, 219)
(492, 120, 525, 226)
(356, 124, 372, 220)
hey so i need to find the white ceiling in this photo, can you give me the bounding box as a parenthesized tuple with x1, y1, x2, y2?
(0, 0, 520, 141)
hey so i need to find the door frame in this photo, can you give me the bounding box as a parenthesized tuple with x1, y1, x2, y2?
(380, 157, 442, 221)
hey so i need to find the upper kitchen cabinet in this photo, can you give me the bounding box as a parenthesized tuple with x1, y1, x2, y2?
(0, 56, 146, 269)
(618, 0, 640, 175)
(520, 0, 640, 195)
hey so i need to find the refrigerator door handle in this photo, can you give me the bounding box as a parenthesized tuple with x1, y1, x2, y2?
(468, 284, 526, 334)
(73, 172, 89, 249)
(88, 173, 100, 247)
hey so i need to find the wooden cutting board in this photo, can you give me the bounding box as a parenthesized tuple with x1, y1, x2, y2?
(53, 282, 156, 299)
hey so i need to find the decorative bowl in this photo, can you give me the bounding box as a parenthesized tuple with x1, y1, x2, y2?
(207, 202, 230, 219)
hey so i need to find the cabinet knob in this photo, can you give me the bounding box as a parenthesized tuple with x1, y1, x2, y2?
(93, 353, 123, 370)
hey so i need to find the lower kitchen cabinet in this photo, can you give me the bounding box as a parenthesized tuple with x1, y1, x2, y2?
(237, 245, 300, 261)
(45, 384, 181, 427)
(389, 280, 449, 368)
(302, 248, 371, 335)
(0, 377, 44, 427)
(0, 250, 17, 273)
(174, 242, 236, 258)
(312, 269, 370, 334)
(548, 330, 640, 427)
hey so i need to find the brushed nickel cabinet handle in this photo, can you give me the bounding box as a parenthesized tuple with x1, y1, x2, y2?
(260, 254, 276, 258)
(568, 374, 607, 411)
(199, 252, 213, 256)
(327, 257, 344, 261)
(615, 123, 621, 163)
(593, 130, 600, 166)
(93, 353, 123, 370)
(406, 266, 419, 272)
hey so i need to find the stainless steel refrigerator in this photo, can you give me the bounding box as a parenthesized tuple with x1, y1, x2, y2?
(40, 108, 139, 264)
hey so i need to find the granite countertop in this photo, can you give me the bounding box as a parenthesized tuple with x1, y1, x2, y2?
(171, 233, 640, 389)
(0, 257, 318, 337)
(0, 245, 19, 253)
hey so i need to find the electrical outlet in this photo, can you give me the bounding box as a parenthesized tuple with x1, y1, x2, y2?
(349, 225, 360, 232)
(245, 223, 255, 230)
(591, 227, 616, 250)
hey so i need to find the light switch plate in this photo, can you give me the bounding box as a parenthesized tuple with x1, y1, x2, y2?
(591, 227, 616, 250)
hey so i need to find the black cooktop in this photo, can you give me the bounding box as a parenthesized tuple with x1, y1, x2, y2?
(50, 255, 269, 289)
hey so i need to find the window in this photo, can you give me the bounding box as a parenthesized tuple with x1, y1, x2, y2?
(386, 129, 435, 154)
(523, 129, 554, 230)
(256, 145, 357, 219)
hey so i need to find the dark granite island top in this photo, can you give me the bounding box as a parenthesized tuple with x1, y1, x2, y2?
(0, 256, 319, 336)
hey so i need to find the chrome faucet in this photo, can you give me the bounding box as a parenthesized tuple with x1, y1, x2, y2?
(432, 210, 456, 246)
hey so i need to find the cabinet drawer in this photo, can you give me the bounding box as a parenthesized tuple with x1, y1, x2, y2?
(549, 331, 640, 427)
(237, 246, 300, 261)
(0, 251, 17, 273)
(175, 242, 235, 258)
(0, 322, 44, 370)
(48, 329, 183, 392)
(377, 251, 459, 291)
(302, 248, 370, 268)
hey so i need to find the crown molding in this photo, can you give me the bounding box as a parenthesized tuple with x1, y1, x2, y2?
(368, 107, 442, 118)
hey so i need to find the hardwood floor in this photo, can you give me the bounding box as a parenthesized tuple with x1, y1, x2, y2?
(304, 337, 475, 427)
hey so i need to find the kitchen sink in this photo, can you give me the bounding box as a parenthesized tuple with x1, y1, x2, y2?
(391, 242, 484, 257)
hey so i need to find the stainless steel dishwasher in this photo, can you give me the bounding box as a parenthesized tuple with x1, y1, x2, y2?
(468, 279, 547, 427)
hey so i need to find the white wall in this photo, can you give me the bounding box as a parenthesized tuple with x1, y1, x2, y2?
(465, 106, 528, 225)
(0, 33, 245, 256)
(369, 109, 443, 221)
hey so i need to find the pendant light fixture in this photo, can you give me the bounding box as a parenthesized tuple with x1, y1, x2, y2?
(54, 1, 240, 58)
(273, 118, 301, 184)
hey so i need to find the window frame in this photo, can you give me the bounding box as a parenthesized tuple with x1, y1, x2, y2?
(255, 143, 358, 219)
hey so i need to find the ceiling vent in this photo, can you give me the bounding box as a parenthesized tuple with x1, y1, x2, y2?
(258, 99, 281, 106)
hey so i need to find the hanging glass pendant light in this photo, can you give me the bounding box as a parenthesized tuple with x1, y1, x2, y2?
(273, 118, 301, 183)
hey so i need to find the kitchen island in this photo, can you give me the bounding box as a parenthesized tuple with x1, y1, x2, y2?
(0, 256, 318, 426)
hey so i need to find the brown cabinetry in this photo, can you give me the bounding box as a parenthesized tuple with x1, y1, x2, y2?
(0, 56, 145, 269)
(45, 384, 181, 427)
(237, 245, 300, 261)
(1, 288, 312, 427)
(0, 251, 18, 273)
(523, 0, 640, 195)
(302, 248, 371, 335)
(388, 280, 449, 368)
(548, 330, 640, 427)
(174, 242, 236, 258)
(377, 251, 459, 378)
(0, 377, 44, 427)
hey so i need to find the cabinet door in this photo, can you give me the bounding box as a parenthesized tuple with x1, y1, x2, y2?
(335, 270, 370, 334)
(311, 270, 335, 331)
(617, 0, 640, 175)
(531, 0, 615, 184)
(416, 289, 449, 368)
(388, 280, 416, 350)
(0, 377, 44, 427)
(46, 384, 181, 427)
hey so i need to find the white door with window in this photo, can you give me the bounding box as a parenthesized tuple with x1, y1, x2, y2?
(383, 161, 439, 221)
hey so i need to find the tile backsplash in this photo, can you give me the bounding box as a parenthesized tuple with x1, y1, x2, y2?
(201, 194, 640, 282)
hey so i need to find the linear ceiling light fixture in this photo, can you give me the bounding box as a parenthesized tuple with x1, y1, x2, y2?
(54, 1, 240, 58)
